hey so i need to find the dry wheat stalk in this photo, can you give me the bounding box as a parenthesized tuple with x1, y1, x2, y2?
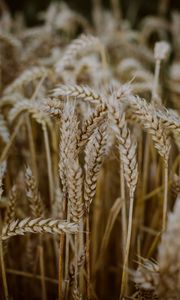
(127, 96, 170, 230)
(107, 94, 138, 297)
(2, 218, 79, 240)
(52, 85, 103, 104)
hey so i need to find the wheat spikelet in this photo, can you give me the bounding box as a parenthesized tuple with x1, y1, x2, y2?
(25, 167, 44, 218)
(72, 287, 82, 300)
(0, 114, 10, 144)
(84, 123, 107, 212)
(4, 185, 17, 225)
(52, 85, 103, 104)
(2, 218, 79, 240)
(157, 196, 180, 299)
(67, 159, 84, 223)
(41, 98, 63, 118)
(69, 248, 86, 286)
(55, 34, 102, 73)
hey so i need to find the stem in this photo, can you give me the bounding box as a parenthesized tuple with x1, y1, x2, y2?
(39, 244, 47, 300)
(74, 234, 78, 291)
(152, 59, 161, 104)
(6, 268, 58, 284)
(163, 161, 168, 231)
(43, 124, 54, 205)
(85, 215, 90, 300)
(0, 215, 8, 299)
(92, 0, 102, 33)
(120, 191, 134, 299)
(26, 115, 38, 180)
(0, 116, 24, 162)
(64, 202, 70, 300)
(58, 234, 65, 300)
(120, 163, 127, 259)
(111, 0, 122, 21)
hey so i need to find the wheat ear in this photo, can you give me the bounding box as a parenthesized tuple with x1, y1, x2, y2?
(25, 166, 44, 218)
(52, 84, 103, 104)
(2, 218, 79, 240)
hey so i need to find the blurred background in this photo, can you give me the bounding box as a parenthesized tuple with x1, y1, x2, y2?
(3, 0, 180, 27)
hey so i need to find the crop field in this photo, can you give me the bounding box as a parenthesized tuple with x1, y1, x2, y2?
(0, 1, 180, 299)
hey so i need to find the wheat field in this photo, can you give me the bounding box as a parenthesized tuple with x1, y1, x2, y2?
(0, 1, 180, 299)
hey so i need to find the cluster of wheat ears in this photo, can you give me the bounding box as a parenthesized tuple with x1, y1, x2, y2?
(0, 1, 180, 299)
